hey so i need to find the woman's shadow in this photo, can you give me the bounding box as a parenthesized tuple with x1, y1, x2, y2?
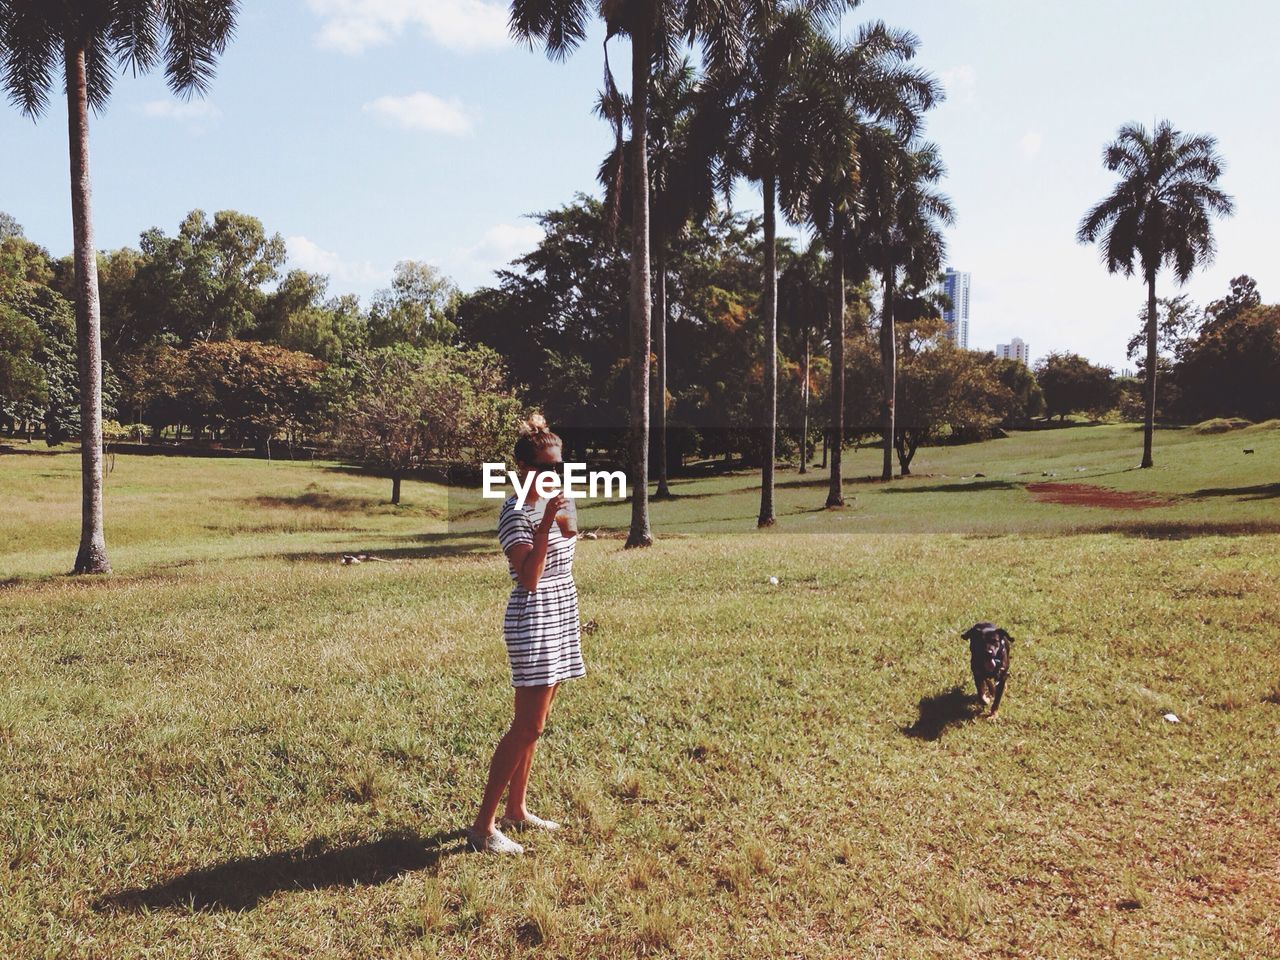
(901, 685, 983, 741)
(94, 828, 468, 913)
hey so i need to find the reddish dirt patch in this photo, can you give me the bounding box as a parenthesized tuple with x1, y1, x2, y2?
(1026, 482, 1172, 510)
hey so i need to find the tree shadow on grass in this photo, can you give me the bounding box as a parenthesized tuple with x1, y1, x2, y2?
(902, 685, 981, 741)
(1191, 483, 1280, 501)
(885, 479, 1020, 494)
(0, 443, 76, 455)
(275, 531, 497, 564)
(777, 473, 887, 490)
(1096, 519, 1280, 540)
(94, 828, 468, 913)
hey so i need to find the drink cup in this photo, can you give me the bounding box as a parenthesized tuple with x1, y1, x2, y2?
(559, 496, 578, 536)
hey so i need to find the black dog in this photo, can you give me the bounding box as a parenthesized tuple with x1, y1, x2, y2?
(962, 622, 1012, 718)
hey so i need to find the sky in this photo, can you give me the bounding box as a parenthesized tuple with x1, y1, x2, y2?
(1, 0, 1276, 370)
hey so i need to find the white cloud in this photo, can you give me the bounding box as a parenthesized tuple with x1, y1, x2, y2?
(467, 223, 544, 263)
(363, 92, 475, 135)
(307, 0, 509, 55)
(1019, 130, 1044, 158)
(940, 65, 976, 104)
(287, 236, 387, 287)
(444, 222, 545, 286)
(139, 99, 222, 121)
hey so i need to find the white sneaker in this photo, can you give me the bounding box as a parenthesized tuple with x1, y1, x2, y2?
(500, 813, 562, 833)
(467, 828, 524, 854)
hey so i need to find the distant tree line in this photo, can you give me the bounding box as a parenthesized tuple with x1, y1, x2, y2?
(0, 200, 1036, 472)
(2, 206, 1276, 481)
(1029, 274, 1278, 428)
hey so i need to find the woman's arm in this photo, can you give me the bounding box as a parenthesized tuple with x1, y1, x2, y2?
(505, 494, 565, 591)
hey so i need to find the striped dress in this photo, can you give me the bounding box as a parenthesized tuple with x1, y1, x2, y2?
(497, 495, 586, 688)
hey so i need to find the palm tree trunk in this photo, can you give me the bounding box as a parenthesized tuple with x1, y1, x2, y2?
(1141, 269, 1157, 469)
(625, 5, 653, 547)
(799, 316, 809, 475)
(826, 226, 845, 507)
(66, 44, 110, 575)
(880, 267, 896, 481)
(654, 243, 671, 499)
(758, 172, 777, 527)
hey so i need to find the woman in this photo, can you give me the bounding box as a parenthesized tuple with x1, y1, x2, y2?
(468, 414, 585, 854)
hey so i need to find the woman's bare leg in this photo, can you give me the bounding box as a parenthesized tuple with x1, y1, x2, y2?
(471, 684, 557, 839)
(504, 683, 560, 820)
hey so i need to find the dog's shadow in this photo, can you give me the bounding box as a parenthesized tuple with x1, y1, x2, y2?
(93, 827, 468, 913)
(901, 685, 983, 741)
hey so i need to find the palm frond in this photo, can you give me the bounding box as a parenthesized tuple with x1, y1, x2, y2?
(509, 0, 590, 60)
(110, 0, 161, 75)
(0, 0, 59, 117)
(160, 0, 239, 98)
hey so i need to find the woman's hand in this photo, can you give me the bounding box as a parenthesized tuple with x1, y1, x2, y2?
(539, 493, 568, 530)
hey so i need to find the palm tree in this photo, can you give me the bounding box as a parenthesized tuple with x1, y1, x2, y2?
(511, 0, 747, 546)
(780, 21, 940, 502)
(859, 132, 954, 480)
(779, 240, 828, 474)
(596, 57, 715, 501)
(1077, 120, 1233, 468)
(0, 1, 239, 574)
(727, 1, 859, 526)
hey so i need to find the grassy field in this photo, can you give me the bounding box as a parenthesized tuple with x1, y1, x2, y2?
(1, 422, 1278, 958)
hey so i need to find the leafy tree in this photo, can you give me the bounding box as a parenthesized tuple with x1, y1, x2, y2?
(1035, 352, 1118, 422)
(0, 297, 44, 427)
(892, 345, 1007, 474)
(51, 246, 146, 358)
(116, 343, 187, 437)
(135, 209, 285, 344)
(1202, 274, 1261, 331)
(1, 232, 53, 436)
(843, 322, 1006, 473)
(26, 283, 119, 445)
(1, 238, 119, 444)
(335, 344, 521, 504)
(0, 1, 239, 571)
(675, 282, 759, 460)
(182, 340, 324, 456)
(456, 196, 630, 447)
(1175, 302, 1280, 422)
(987, 356, 1045, 428)
(1077, 120, 1233, 468)
(0, 210, 22, 241)
(456, 195, 802, 469)
(256, 272, 368, 362)
(1126, 294, 1199, 367)
(368, 261, 459, 347)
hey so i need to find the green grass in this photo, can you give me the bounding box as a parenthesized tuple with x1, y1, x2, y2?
(1, 424, 1278, 958)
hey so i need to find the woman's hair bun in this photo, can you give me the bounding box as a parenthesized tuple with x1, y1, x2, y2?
(513, 412, 560, 463)
(519, 412, 549, 436)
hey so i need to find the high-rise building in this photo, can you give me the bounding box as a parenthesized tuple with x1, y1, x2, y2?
(942, 268, 970, 349)
(995, 337, 1030, 365)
